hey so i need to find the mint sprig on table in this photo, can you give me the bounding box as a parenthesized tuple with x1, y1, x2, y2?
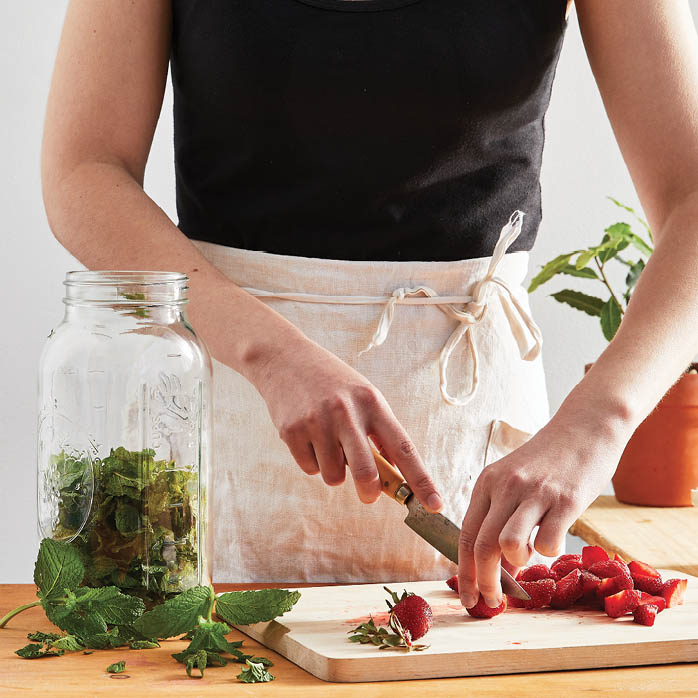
(1, 538, 300, 683)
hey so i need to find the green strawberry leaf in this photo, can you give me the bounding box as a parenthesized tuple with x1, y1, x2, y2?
(34, 539, 84, 602)
(550, 290, 605, 317)
(215, 589, 300, 626)
(133, 586, 214, 639)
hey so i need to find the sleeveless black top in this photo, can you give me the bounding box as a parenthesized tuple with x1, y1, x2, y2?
(170, 1, 567, 261)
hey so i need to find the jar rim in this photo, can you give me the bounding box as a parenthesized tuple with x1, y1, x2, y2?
(65, 271, 188, 287)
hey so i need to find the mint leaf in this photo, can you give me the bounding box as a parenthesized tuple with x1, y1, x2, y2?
(106, 660, 126, 674)
(133, 586, 214, 639)
(215, 589, 300, 626)
(34, 539, 84, 602)
(27, 631, 61, 643)
(15, 642, 63, 659)
(550, 290, 605, 317)
(73, 586, 145, 625)
(185, 618, 232, 654)
(129, 639, 160, 649)
(184, 650, 207, 678)
(51, 635, 84, 652)
(237, 659, 274, 683)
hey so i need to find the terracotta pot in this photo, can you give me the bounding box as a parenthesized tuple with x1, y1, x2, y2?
(611, 370, 698, 507)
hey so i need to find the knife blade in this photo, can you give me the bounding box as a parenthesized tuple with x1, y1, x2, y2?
(372, 447, 530, 601)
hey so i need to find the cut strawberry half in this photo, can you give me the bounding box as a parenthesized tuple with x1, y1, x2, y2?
(466, 594, 507, 619)
(508, 578, 556, 610)
(588, 559, 631, 580)
(581, 545, 609, 569)
(551, 558, 583, 581)
(551, 569, 584, 609)
(614, 553, 627, 564)
(596, 574, 634, 599)
(632, 574, 664, 595)
(554, 554, 582, 565)
(638, 592, 667, 612)
(580, 569, 602, 595)
(604, 589, 641, 618)
(628, 560, 661, 579)
(660, 579, 688, 608)
(518, 564, 554, 582)
(446, 575, 458, 592)
(633, 603, 658, 626)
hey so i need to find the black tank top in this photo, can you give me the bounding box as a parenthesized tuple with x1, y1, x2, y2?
(171, 1, 567, 261)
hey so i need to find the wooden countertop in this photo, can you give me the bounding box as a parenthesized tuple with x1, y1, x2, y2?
(3, 496, 698, 696)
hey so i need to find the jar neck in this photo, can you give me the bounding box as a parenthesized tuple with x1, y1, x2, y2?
(63, 271, 189, 321)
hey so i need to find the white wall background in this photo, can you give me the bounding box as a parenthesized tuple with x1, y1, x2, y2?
(1, 3, 696, 582)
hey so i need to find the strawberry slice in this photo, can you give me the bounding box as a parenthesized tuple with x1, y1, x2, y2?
(551, 569, 584, 609)
(660, 579, 688, 608)
(518, 564, 554, 582)
(632, 574, 664, 595)
(614, 553, 627, 564)
(588, 559, 631, 580)
(604, 589, 642, 618)
(628, 560, 661, 579)
(633, 603, 658, 626)
(580, 569, 602, 595)
(466, 594, 507, 619)
(638, 591, 667, 612)
(554, 554, 582, 565)
(508, 578, 556, 610)
(581, 545, 609, 569)
(596, 574, 634, 599)
(551, 558, 584, 581)
(446, 575, 458, 592)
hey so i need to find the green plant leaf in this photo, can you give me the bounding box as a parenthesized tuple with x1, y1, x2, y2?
(600, 297, 623, 341)
(106, 660, 126, 674)
(184, 649, 208, 678)
(129, 639, 160, 650)
(15, 642, 63, 659)
(550, 290, 605, 317)
(607, 196, 653, 239)
(215, 589, 301, 626)
(27, 631, 61, 643)
(73, 586, 145, 626)
(625, 259, 645, 298)
(237, 659, 275, 683)
(50, 635, 84, 652)
(527, 252, 581, 292)
(558, 264, 598, 280)
(34, 539, 84, 602)
(133, 586, 214, 639)
(575, 248, 601, 270)
(605, 222, 653, 256)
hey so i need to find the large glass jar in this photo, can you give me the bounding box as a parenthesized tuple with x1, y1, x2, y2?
(37, 271, 212, 605)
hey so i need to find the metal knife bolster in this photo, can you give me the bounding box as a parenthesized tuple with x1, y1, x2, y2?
(403, 495, 530, 601)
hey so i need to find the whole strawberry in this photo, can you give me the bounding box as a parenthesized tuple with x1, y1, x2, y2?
(384, 587, 433, 642)
(466, 594, 507, 619)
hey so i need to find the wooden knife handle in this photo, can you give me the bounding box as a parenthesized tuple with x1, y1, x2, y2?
(371, 447, 412, 504)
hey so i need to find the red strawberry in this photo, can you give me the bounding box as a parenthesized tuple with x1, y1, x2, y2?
(518, 564, 554, 582)
(638, 592, 667, 612)
(466, 594, 507, 619)
(660, 579, 687, 608)
(580, 569, 602, 595)
(551, 569, 584, 609)
(632, 574, 664, 595)
(508, 578, 556, 609)
(604, 589, 641, 618)
(596, 574, 634, 599)
(628, 560, 661, 579)
(588, 559, 630, 580)
(633, 603, 658, 626)
(614, 553, 627, 564)
(554, 554, 582, 565)
(552, 558, 583, 580)
(446, 575, 458, 592)
(384, 588, 433, 641)
(581, 545, 609, 569)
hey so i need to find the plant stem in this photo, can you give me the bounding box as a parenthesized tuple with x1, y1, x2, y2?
(0, 600, 40, 629)
(595, 258, 625, 314)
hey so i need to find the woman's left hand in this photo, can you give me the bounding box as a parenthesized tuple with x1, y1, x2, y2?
(457, 401, 632, 609)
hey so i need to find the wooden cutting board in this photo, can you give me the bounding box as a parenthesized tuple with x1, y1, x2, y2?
(234, 572, 698, 682)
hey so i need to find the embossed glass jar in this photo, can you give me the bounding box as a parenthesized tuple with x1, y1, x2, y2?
(37, 271, 212, 604)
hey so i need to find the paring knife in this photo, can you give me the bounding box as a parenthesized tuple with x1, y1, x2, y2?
(371, 447, 531, 602)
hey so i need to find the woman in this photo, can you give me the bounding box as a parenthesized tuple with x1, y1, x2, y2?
(42, 0, 698, 610)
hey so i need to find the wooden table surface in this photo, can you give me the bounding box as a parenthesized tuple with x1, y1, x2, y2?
(2, 496, 698, 696)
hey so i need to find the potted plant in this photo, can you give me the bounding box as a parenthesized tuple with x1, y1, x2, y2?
(529, 198, 698, 506)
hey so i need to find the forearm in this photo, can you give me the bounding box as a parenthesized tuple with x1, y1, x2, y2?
(555, 192, 698, 440)
(43, 161, 305, 383)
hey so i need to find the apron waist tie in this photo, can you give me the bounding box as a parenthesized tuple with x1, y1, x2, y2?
(242, 211, 542, 407)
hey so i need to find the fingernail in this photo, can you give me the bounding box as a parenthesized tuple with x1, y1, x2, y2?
(426, 493, 443, 512)
(460, 594, 477, 608)
(485, 595, 502, 608)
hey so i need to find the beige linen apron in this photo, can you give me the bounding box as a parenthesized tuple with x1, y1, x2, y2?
(195, 212, 550, 583)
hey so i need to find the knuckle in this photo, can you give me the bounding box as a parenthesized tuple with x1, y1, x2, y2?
(353, 384, 381, 409)
(458, 531, 477, 555)
(498, 533, 523, 553)
(398, 438, 418, 459)
(326, 394, 351, 418)
(503, 469, 528, 491)
(279, 421, 302, 443)
(474, 538, 499, 560)
(412, 474, 435, 493)
(351, 463, 378, 483)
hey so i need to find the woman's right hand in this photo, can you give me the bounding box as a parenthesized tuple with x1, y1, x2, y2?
(250, 330, 444, 512)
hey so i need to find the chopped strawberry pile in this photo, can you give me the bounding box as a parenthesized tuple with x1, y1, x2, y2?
(444, 546, 688, 627)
